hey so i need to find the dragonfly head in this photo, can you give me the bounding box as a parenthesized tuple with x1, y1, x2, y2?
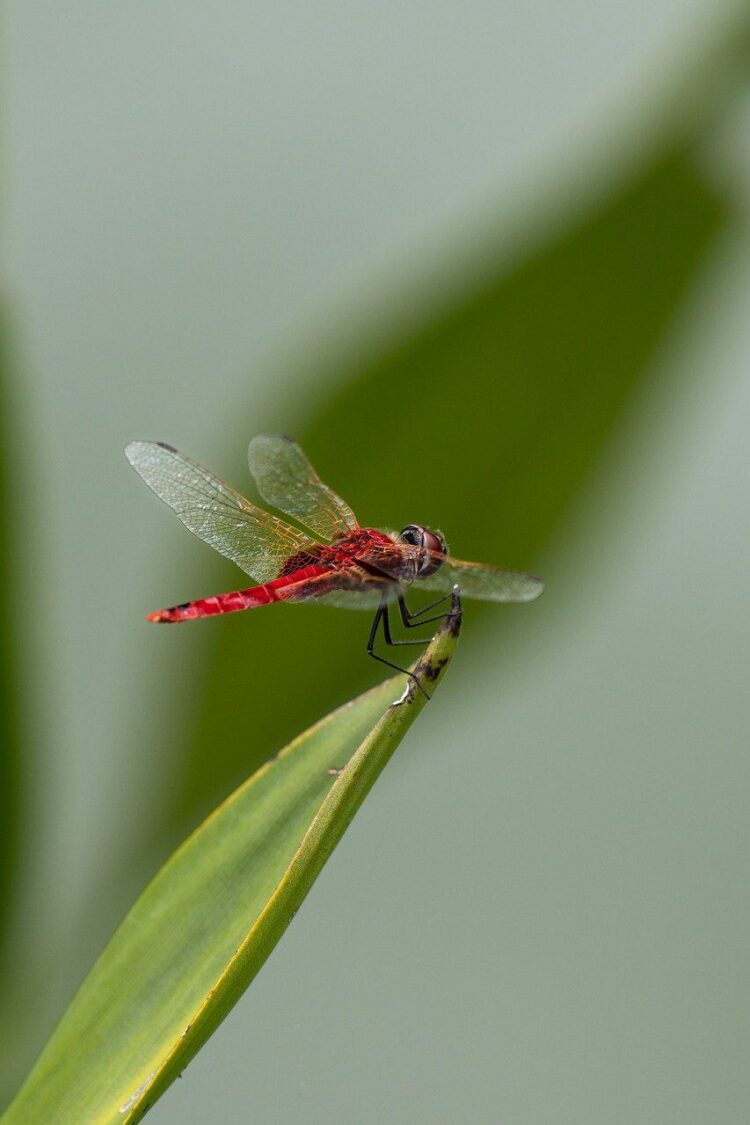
(398, 524, 447, 577)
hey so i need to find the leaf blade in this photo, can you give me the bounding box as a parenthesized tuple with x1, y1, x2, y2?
(2, 598, 461, 1124)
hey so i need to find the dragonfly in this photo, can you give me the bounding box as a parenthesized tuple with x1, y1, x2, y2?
(125, 435, 543, 691)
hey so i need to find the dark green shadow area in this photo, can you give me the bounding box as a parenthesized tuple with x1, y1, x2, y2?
(148, 140, 727, 865)
(0, 313, 22, 974)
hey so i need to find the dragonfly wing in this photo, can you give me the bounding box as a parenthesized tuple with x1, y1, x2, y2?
(279, 560, 389, 610)
(417, 555, 544, 602)
(247, 434, 359, 542)
(279, 582, 386, 610)
(307, 583, 389, 610)
(125, 441, 317, 582)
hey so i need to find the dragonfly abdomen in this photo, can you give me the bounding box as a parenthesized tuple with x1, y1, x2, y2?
(146, 564, 332, 622)
(147, 586, 276, 622)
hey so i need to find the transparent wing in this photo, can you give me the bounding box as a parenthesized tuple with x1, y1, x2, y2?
(212, 568, 380, 610)
(417, 555, 544, 602)
(125, 441, 317, 582)
(247, 434, 359, 542)
(309, 586, 387, 610)
(281, 563, 389, 611)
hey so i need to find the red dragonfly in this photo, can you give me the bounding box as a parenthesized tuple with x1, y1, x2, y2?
(125, 435, 543, 689)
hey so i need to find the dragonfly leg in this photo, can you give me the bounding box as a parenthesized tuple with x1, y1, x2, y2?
(397, 590, 454, 629)
(381, 599, 439, 647)
(367, 597, 430, 700)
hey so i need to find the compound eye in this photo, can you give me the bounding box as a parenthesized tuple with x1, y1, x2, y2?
(422, 529, 447, 557)
(417, 528, 447, 576)
(399, 524, 424, 547)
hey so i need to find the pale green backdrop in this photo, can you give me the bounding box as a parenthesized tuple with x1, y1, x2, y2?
(2, 2, 749, 1122)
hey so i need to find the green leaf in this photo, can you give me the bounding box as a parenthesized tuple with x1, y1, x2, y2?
(2, 597, 461, 1124)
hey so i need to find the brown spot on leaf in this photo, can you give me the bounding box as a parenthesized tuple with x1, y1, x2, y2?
(421, 655, 448, 683)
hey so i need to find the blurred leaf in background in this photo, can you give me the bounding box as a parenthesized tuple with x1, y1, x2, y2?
(0, 312, 22, 971)
(143, 141, 726, 872)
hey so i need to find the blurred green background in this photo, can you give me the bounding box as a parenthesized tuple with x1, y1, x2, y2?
(3, 3, 750, 1122)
